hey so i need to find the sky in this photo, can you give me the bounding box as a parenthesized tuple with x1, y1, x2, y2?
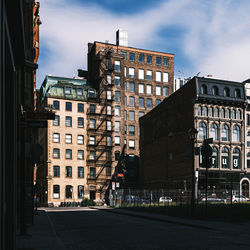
(37, 0, 250, 88)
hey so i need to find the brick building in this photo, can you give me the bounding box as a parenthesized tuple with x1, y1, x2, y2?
(140, 77, 249, 198)
(38, 31, 174, 205)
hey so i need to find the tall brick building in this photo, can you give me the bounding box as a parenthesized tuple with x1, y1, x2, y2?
(38, 31, 174, 205)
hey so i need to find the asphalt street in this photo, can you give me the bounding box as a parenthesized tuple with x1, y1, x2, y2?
(42, 207, 250, 250)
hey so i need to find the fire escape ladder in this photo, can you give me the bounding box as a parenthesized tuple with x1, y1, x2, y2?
(95, 149, 106, 162)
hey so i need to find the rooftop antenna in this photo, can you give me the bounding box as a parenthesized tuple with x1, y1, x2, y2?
(196, 72, 201, 76)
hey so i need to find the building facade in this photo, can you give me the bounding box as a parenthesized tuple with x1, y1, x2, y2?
(38, 33, 174, 205)
(140, 77, 250, 198)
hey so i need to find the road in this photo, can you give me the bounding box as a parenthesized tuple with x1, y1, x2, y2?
(44, 207, 250, 250)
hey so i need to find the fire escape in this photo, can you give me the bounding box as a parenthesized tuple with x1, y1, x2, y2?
(87, 47, 114, 198)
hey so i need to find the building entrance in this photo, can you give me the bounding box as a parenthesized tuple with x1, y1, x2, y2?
(90, 191, 96, 200)
(242, 180, 249, 198)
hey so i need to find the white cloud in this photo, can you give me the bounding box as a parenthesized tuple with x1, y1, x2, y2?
(37, 0, 250, 87)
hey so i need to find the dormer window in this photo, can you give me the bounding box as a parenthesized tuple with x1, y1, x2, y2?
(65, 86, 72, 95)
(212, 86, 219, 96)
(224, 87, 230, 97)
(201, 84, 207, 94)
(88, 89, 95, 98)
(77, 88, 83, 96)
(235, 88, 241, 98)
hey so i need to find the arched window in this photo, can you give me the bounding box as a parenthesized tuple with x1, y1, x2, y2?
(233, 148, 240, 169)
(221, 124, 229, 141)
(65, 185, 73, 199)
(211, 147, 218, 168)
(214, 108, 219, 117)
(232, 125, 240, 142)
(201, 84, 207, 94)
(208, 107, 213, 117)
(197, 106, 202, 116)
(225, 109, 230, 119)
(202, 106, 208, 116)
(210, 123, 218, 140)
(198, 122, 207, 139)
(232, 109, 236, 119)
(221, 108, 225, 118)
(236, 110, 241, 120)
(221, 147, 229, 169)
(235, 88, 241, 98)
(224, 87, 230, 97)
(212, 86, 219, 96)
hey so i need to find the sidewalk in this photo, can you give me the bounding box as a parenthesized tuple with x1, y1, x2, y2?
(16, 209, 66, 250)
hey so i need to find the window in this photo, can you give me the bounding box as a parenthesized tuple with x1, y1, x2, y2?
(115, 121, 120, 132)
(53, 185, 60, 199)
(53, 115, 60, 126)
(78, 135, 84, 144)
(211, 147, 218, 168)
(232, 125, 240, 142)
(147, 55, 152, 64)
(89, 119, 95, 129)
(53, 166, 60, 177)
(121, 52, 126, 60)
(124, 110, 127, 120)
(202, 107, 208, 116)
(163, 58, 168, 66)
(138, 69, 144, 80)
(106, 136, 112, 146)
(65, 116, 72, 127)
(53, 148, 60, 158)
(66, 166, 72, 177)
(115, 105, 120, 116)
(115, 76, 120, 86)
(64, 87, 72, 95)
(232, 109, 236, 119)
(156, 86, 161, 95)
(65, 185, 73, 198)
(89, 151, 95, 160)
(201, 84, 207, 94)
(129, 82, 135, 92)
(88, 90, 95, 98)
(124, 81, 127, 91)
(129, 68, 135, 78)
(139, 111, 145, 118)
(214, 108, 219, 117)
(247, 131, 250, 147)
(78, 150, 84, 160)
(107, 90, 112, 100)
(106, 167, 111, 177)
(224, 87, 230, 97)
(129, 125, 135, 135)
(107, 75, 111, 85)
(156, 99, 161, 106)
(78, 118, 84, 128)
(129, 96, 135, 107)
(65, 134, 72, 144)
(221, 108, 225, 118)
(115, 91, 120, 102)
(208, 107, 213, 117)
(139, 84, 144, 94)
(236, 110, 241, 120)
(115, 136, 120, 146)
(225, 109, 230, 118)
(66, 149, 72, 159)
(53, 100, 60, 110)
(198, 122, 207, 139)
(129, 53, 135, 61)
(156, 72, 161, 82)
(235, 88, 241, 98)
(233, 148, 240, 169)
(146, 70, 152, 80)
(89, 104, 95, 113)
(78, 186, 84, 198)
(139, 54, 144, 63)
(66, 102, 72, 111)
(129, 140, 135, 149)
(129, 111, 135, 121)
(248, 114, 250, 126)
(146, 85, 152, 94)
(124, 96, 127, 106)
(77, 88, 83, 96)
(221, 124, 229, 141)
(78, 167, 84, 178)
(115, 61, 120, 72)
(197, 106, 202, 116)
(247, 153, 250, 168)
(129, 154, 135, 162)
(89, 136, 95, 145)
(107, 105, 112, 115)
(146, 98, 152, 108)
(221, 147, 229, 168)
(53, 133, 60, 143)
(163, 87, 169, 96)
(78, 103, 84, 112)
(90, 167, 96, 178)
(124, 125, 127, 134)
(210, 123, 218, 140)
(156, 57, 161, 65)
(212, 86, 219, 96)
(115, 151, 120, 161)
(106, 121, 112, 131)
(139, 97, 144, 108)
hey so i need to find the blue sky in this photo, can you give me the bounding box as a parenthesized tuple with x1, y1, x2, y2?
(37, 0, 250, 87)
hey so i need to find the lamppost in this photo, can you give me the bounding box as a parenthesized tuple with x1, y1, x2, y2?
(188, 127, 198, 214)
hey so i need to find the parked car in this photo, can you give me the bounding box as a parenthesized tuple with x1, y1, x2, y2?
(124, 195, 141, 203)
(200, 196, 222, 202)
(227, 195, 250, 203)
(159, 196, 172, 203)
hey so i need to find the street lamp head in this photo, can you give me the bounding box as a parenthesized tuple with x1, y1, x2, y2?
(188, 127, 198, 140)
